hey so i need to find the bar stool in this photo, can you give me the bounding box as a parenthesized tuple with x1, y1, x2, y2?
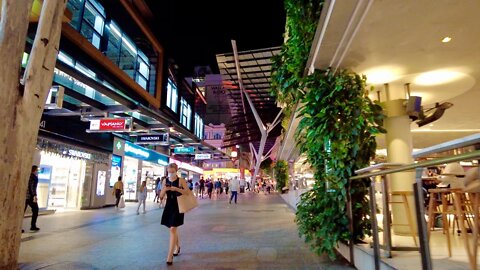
(389, 191, 418, 247)
(427, 188, 460, 257)
(453, 190, 479, 270)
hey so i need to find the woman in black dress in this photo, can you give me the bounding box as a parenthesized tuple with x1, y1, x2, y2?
(160, 163, 188, 265)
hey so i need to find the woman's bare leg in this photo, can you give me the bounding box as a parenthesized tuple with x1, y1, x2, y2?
(167, 227, 177, 261)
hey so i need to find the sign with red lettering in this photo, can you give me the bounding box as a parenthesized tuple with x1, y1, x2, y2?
(88, 118, 129, 132)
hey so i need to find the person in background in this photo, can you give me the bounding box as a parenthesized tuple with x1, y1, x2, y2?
(188, 179, 194, 191)
(157, 176, 165, 207)
(229, 176, 240, 204)
(215, 179, 222, 197)
(137, 180, 148, 215)
(153, 177, 161, 203)
(194, 181, 200, 197)
(206, 179, 214, 199)
(24, 165, 40, 232)
(199, 177, 205, 199)
(224, 179, 229, 195)
(113, 176, 124, 208)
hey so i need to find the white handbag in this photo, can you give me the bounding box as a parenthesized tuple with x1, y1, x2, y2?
(118, 195, 125, 208)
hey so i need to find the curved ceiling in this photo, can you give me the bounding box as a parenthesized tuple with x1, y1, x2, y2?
(311, 0, 480, 148)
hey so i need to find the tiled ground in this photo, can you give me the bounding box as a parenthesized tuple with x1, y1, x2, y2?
(19, 192, 353, 270)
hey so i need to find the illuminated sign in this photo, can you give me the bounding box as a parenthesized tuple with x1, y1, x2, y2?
(125, 141, 150, 159)
(90, 118, 126, 131)
(195, 153, 211, 160)
(170, 158, 203, 174)
(136, 134, 169, 145)
(124, 141, 169, 166)
(174, 147, 195, 154)
(67, 149, 92, 160)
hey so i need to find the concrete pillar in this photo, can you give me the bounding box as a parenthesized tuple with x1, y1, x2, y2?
(383, 99, 417, 235)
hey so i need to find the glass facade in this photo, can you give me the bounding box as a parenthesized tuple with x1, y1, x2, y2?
(180, 98, 192, 129)
(66, 0, 155, 96)
(194, 113, 204, 139)
(166, 79, 178, 112)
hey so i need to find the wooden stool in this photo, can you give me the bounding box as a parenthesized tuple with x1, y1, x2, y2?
(427, 188, 461, 257)
(453, 191, 479, 270)
(389, 191, 418, 247)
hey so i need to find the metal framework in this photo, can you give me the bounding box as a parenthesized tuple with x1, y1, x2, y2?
(225, 41, 283, 182)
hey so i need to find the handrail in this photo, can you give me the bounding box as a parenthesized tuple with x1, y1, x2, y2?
(350, 149, 480, 180)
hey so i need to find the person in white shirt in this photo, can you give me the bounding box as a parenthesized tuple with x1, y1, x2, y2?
(137, 180, 148, 215)
(229, 177, 240, 204)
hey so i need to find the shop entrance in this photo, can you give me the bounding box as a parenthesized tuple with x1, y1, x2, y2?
(39, 151, 86, 209)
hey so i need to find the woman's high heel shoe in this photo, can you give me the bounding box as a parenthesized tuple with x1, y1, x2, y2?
(166, 261, 173, 266)
(173, 246, 181, 256)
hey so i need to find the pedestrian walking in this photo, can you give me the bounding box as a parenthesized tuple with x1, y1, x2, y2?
(229, 176, 240, 204)
(206, 180, 214, 199)
(137, 180, 148, 215)
(153, 177, 161, 203)
(224, 179, 229, 195)
(194, 182, 200, 197)
(199, 177, 205, 199)
(24, 165, 40, 232)
(160, 163, 189, 265)
(113, 176, 124, 208)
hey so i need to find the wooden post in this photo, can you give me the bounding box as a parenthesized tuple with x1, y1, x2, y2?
(0, 0, 67, 269)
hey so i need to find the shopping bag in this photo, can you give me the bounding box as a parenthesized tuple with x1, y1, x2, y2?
(177, 191, 198, 213)
(118, 195, 125, 208)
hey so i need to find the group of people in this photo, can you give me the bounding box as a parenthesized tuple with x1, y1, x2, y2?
(192, 177, 240, 203)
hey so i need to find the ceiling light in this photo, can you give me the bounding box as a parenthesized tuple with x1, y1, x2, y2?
(441, 37, 452, 43)
(362, 66, 404, 84)
(413, 69, 464, 86)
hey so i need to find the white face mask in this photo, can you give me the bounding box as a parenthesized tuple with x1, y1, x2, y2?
(168, 172, 176, 178)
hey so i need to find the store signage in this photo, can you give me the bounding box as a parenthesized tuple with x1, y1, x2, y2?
(174, 147, 195, 154)
(136, 134, 169, 145)
(171, 158, 203, 174)
(110, 155, 122, 187)
(124, 141, 169, 166)
(195, 153, 211, 160)
(67, 149, 92, 160)
(89, 118, 126, 131)
(125, 141, 150, 159)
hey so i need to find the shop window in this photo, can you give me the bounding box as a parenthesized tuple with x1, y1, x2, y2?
(166, 79, 178, 112)
(180, 98, 192, 129)
(67, 0, 105, 49)
(194, 113, 204, 139)
(213, 133, 221, 140)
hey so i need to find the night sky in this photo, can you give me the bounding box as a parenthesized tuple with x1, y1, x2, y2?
(146, 0, 286, 76)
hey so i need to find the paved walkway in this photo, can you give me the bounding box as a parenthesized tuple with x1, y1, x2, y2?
(19, 192, 353, 270)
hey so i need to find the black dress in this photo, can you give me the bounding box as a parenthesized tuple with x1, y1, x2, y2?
(161, 178, 184, 228)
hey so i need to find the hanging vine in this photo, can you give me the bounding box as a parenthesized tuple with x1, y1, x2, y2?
(295, 69, 385, 258)
(271, 0, 385, 259)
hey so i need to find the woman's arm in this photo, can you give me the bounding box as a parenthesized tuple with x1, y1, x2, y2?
(160, 179, 168, 199)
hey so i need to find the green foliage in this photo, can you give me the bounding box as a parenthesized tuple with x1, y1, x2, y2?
(260, 158, 273, 176)
(270, 0, 385, 259)
(273, 160, 289, 191)
(271, 0, 324, 121)
(295, 69, 385, 259)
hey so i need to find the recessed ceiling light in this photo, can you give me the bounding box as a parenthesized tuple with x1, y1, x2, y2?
(442, 37, 452, 43)
(429, 124, 434, 127)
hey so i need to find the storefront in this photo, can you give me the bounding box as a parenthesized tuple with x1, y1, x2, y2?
(170, 158, 204, 182)
(203, 168, 251, 181)
(112, 137, 169, 201)
(35, 137, 111, 210)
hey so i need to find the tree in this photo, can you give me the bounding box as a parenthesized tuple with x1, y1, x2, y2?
(0, 0, 67, 268)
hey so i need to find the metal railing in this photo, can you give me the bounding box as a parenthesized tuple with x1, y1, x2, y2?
(349, 149, 480, 270)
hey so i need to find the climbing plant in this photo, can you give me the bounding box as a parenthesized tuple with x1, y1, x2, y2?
(271, 0, 324, 125)
(271, 0, 385, 259)
(273, 160, 289, 192)
(295, 69, 385, 259)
